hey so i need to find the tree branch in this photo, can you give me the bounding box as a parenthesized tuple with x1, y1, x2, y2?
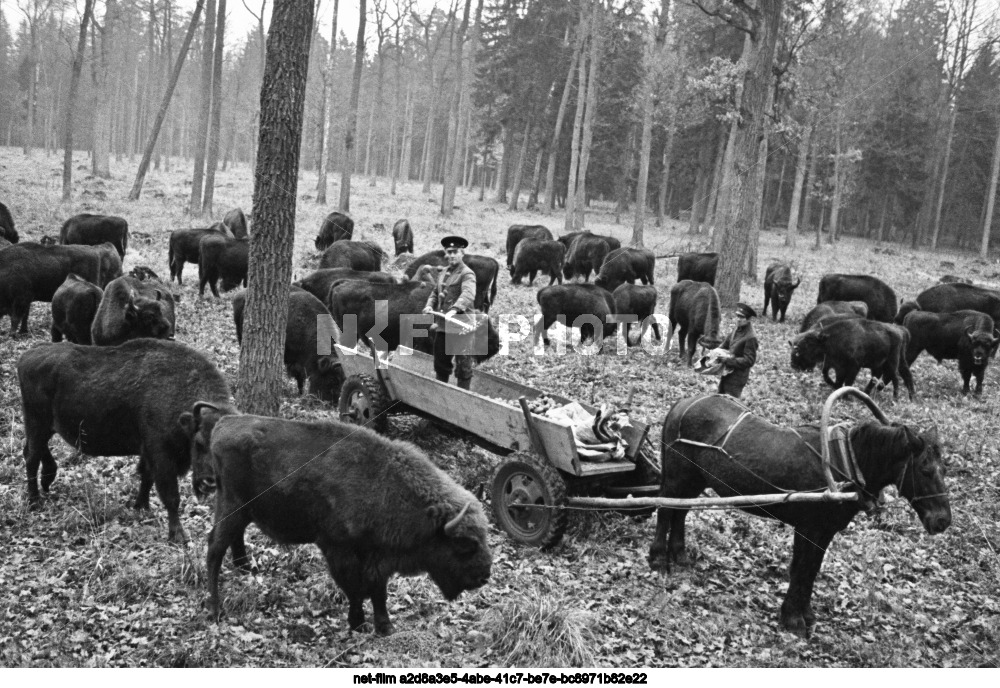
(689, 0, 753, 37)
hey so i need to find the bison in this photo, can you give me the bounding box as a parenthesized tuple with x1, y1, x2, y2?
(328, 279, 500, 360)
(511, 238, 565, 286)
(789, 318, 915, 399)
(676, 252, 718, 285)
(561, 234, 610, 282)
(91, 275, 176, 346)
(613, 283, 662, 343)
(763, 264, 801, 322)
(218, 207, 248, 240)
(667, 280, 722, 365)
(594, 247, 655, 293)
(315, 211, 355, 250)
(910, 282, 1000, 323)
(233, 289, 343, 401)
(319, 240, 386, 272)
(60, 213, 129, 259)
(295, 268, 398, 308)
(0, 201, 17, 244)
(506, 224, 553, 272)
(188, 413, 491, 634)
(168, 226, 230, 285)
(199, 234, 249, 296)
(817, 274, 898, 323)
(535, 283, 617, 347)
(902, 309, 999, 396)
(392, 219, 414, 256)
(801, 300, 868, 332)
(17, 339, 237, 542)
(404, 251, 499, 312)
(0, 243, 121, 336)
(50, 274, 103, 344)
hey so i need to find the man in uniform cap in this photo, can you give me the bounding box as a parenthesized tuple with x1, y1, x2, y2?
(717, 302, 759, 399)
(423, 236, 477, 389)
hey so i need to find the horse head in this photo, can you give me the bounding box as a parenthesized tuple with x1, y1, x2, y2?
(895, 425, 951, 535)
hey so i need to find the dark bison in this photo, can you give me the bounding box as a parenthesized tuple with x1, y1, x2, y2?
(535, 283, 617, 347)
(60, 213, 129, 259)
(649, 392, 950, 636)
(0, 236, 11, 250)
(613, 283, 662, 343)
(0, 201, 17, 243)
(0, 243, 121, 335)
(329, 279, 500, 361)
(667, 280, 722, 365)
(790, 318, 915, 399)
(511, 238, 565, 286)
(17, 339, 237, 542)
(392, 219, 414, 256)
(902, 309, 999, 396)
(319, 240, 386, 272)
(315, 211, 355, 250)
(561, 234, 610, 281)
(763, 264, 801, 322)
(817, 274, 898, 323)
(233, 289, 343, 401)
(910, 282, 1000, 323)
(801, 301, 869, 332)
(190, 414, 491, 634)
(676, 252, 718, 285)
(217, 207, 248, 240)
(91, 275, 176, 346)
(199, 235, 249, 296)
(506, 224, 553, 272)
(938, 274, 972, 285)
(295, 268, 398, 307)
(51, 274, 103, 344)
(168, 226, 229, 284)
(404, 251, 499, 312)
(595, 247, 655, 292)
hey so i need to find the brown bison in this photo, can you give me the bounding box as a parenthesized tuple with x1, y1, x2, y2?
(511, 238, 565, 286)
(817, 274, 898, 323)
(902, 309, 999, 396)
(190, 414, 492, 634)
(800, 301, 869, 332)
(392, 219, 414, 256)
(295, 268, 398, 308)
(649, 393, 951, 636)
(0, 201, 17, 243)
(91, 275, 176, 346)
(60, 213, 129, 259)
(594, 247, 655, 292)
(675, 252, 718, 285)
(168, 226, 230, 284)
(535, 283, 617, 347)
(667, 280, 722, 365)
(506, 224, 553, 273)
(763, 263, 801, 322)
(50, 274, 103, 344)
(319, 240, 386, 272)
(18, 339, 237, 542)
(315, 211, 354, 250)
(199, 234, 249, 296)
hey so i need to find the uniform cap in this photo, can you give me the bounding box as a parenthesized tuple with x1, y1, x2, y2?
(441, 235, 469, 250)
(735, 303, 757, 319)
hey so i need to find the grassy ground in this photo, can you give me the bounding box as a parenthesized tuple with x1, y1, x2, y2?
(1, 147, 998, 667)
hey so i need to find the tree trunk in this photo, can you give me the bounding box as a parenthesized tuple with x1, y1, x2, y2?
(656, 118, 677, 227)
(400, 81, 415, 180)
(495, 123, 513, 203)
(713, 0, 783, 308)
(828, 108, 843, 244)
(572, 12, 603, 231)
(931, 103, 958, 249)
(545, 35, 583, 212)
(316, 0, 339, 204)
(190, 0, 217, 215)
(441, 0, 479, 216)
(746, 75, 775, 280)
(703, 125, 728, 232)
(202, 0, 227, 216)
(338, 0, 367, 213)
(527, 144, 544, 209)
(632, 28, 655, 246)
(237, 0, 315, 415)
(785, 118, 811, 247)
(980, 111, 1000, 259)
(91, 1, 116, 179)
(507, 117, 533, 211)
(363, 96, 376, 179)
(389, 18, 402, 195)
(62, 0, 96, 202)
(765, 145, 788, 229)
(421, 73, 439, 193)
(129, 0, 207, 201)
(688, 140, 711, 235)
(802, 131, 819, 244)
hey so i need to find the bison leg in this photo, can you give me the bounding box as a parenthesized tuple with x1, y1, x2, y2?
(370, 577, 393, 636)
(23, 419, 56, 502)
(528, 271, 537, 286)
(206, 506, 252, 619)
(134, 457, 153, 510)
(780, 528, 835, 638)
(321, 546, 370, 632)
(145, 449, 186, 543)
(764, 291, 771, 319)
(974, 366, 986, 396)
(685, 332, 698, 366)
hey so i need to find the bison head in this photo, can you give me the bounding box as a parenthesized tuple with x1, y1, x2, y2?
(178, 401, 236, 500)
(307, 355, 344, 402)
(773, 275, 801, 307)
(789, 330, 826, 371)
(126, 291, 174, 340)
(963, 326, 999, 367)
(422, 501, 493, 601)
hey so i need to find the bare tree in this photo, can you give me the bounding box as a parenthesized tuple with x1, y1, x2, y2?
(441, 0, 482, 215)
(61, 0, 96, 202)
(17, 0, 56, 156)
(316, 0, 340, 204)
(544, 35, 581, 211)
(189, 0, 217, 214)
(202, 0, 228, 215)
(981, 100, 1000, 258)
(129, 0, 208, 201)
(237, 0, 315, 414)
(338, 0, 366, 212)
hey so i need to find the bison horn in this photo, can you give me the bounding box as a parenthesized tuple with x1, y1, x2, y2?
(444, 502, 472, 536)
(793, 276, 801, 288)
(193, 401, 223, 420)
(966, 326, 975, 338)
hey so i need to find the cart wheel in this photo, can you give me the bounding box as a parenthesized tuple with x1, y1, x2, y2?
(338, 374, 390, 432)
(491, 453, 567, 549)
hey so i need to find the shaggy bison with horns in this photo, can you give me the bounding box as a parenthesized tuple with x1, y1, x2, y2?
(817, 273, 898, 323)
(649, 393, 951, 637)
(182, 412, 492, 635)
(763, 263, 801, 322)
(17, 339, 237, 542)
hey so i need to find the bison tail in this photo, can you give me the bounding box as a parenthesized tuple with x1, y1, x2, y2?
(704, 287, 721, 340)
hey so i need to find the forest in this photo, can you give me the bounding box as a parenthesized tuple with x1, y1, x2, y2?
(0, 0, 998, 259)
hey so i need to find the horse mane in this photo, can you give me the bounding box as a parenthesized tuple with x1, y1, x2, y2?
(848, 422, 912, 490)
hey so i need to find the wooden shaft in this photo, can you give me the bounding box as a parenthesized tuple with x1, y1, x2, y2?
(566, 491, 859, 510)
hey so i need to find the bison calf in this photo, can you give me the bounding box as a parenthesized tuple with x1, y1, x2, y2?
(17, 340, 236, 542)
(191, 414, 492, 635)
(91, 275, 176, 346)
(51, 273, 103, 344)
(613, 284, 662, 343)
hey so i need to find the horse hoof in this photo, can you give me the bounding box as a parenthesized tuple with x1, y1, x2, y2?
(647, 552, 671, 573)
(780, 614, 810, 638)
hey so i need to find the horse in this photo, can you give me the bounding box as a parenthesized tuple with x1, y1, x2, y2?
(647, 393, 951, 637)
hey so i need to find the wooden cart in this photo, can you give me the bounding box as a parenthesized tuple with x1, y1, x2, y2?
(334, 339, 660, 548)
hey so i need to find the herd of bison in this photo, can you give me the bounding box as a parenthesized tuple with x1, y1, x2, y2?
(0, 199, 990, 643)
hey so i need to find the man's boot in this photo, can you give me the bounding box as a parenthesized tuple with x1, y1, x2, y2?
(456, 377, 472, 391)
(436, 372, 450, 383)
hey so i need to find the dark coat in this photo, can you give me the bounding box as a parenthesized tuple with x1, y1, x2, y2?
(720, 322, 759, 387)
